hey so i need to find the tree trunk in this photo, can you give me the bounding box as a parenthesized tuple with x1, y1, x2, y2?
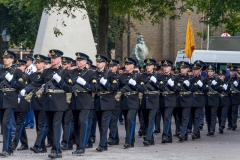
(97, 0, 109, 56)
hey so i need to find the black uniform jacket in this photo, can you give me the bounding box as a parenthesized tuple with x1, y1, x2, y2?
(25, 66, 72, 111)
(94, 69, 118, 111)
(0, 66, 24, 109)
(70, 67, 97, 110)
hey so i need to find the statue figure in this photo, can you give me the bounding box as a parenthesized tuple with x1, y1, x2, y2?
(132, 35, 151, 66)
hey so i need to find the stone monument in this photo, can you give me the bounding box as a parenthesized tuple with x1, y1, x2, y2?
(132, 35, 151, 66)
(33, 7, 96, 63)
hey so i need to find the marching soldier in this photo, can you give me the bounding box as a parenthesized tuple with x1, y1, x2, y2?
(205, 65, 222, 136)
(94, 54, 118, 151)
(118, 57, 140, 149)
(158, 60, 180, 143)
(216, 69, 231, 134)
(107, 59, 121, 146)
(44, 57, 52, 69)
(70, 52, 97, 155)
(191, 63, 208, 140)
(0, 50, 25, 157)
(11, 59, 30, 151)
(227, 66, 240, 130)
(139, 58, 160, 146)
(20, 50, 72, 158)
(60, 56, 74, 150)
(175, 62, 198, 142)
(27, 54, 48, 153)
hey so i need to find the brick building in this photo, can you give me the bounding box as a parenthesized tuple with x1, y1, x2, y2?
(115, 11, 225, 65)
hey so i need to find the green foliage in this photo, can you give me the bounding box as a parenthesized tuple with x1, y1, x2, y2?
(0, 1, 42, 50)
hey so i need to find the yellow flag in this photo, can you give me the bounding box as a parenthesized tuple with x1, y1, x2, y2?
(185, 14, 196, 59)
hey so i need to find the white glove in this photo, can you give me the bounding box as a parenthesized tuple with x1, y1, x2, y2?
(100, 77, 107, 85)
(20, 89, 26, 96)
(18, 98, 20, 104)
(211, 80, 217, 85)
(53, 73, 61, 83)
(223, 84, 228, 90)
(42, 84, 45, 88)
(129, 78, 136, 86)
(197, 80, 203, 87)
(77, 77, 86, 86)
(5, 73, 13, 82)
(233, 81, 238, 87)
(183, 80, 190, 87)
(167, 78, 174, 87)
(150, 76, 157, 83)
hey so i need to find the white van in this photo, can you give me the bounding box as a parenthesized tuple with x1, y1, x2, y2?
(191, 50, 240, 69)
(174, 50, 190, 68)
(174, 50, 240, 69)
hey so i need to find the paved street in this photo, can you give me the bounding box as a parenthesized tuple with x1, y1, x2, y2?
(0, 119, 240, 160)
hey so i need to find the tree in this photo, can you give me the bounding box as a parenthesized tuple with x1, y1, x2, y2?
(17, 0, 188, 55)
(0, 1, 42, 51)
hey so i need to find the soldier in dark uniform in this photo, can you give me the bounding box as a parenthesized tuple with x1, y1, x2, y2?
(191, 63, 208, 140)
(60, 56, 74, 150)
(205, 65, 222, 136)
(86, 58, 92, 69)
(175, 61, 198, 142)
(107, 59, 121, 146)
(94, 54, 118, 152)
(227, 66, 240, 130)
(154, 63, 162, 134)
(194, 60, 207, 130)
(0, 50, 25, 157)
(27, 54, 48, 153)
(44, 57, 52, 69)
(21, 50, 72, 159)
(137, 65, 146, 137)
(118, 57, 140, 149)
(216, 69, 231, 134)
(70, 52, 97, 155)
(11, 59, 30, 151)
(158, 60, 180, 143)
(139, 58, 160, 146)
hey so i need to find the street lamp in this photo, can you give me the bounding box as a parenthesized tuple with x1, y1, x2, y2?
(1, 28, 11, 50)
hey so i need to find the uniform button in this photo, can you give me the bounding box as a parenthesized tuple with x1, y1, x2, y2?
(164, 95, 166, 97)
(49, 95, 51, 97)
(100, 96, 102, 98)
(146, 97, 148, 98)
(3, 93, 6, 95)
(180, 95, 182, 96)
(35, 96, 37, 98)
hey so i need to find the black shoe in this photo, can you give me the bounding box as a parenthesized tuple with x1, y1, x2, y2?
(107, 138, 119, 146)
(199, 125, 203, 130)
(61, 145, 73, 150)
(46, 143, 52, 147)
(0, 151, 13, 157)
(207, 131, 214, 136)
(178, 135, 183, 142)
(161, 137, 167, 143)
(96, 146, 108, 152)
(72, 149, 85, 155)
(143, 140, 150, 146)
(30, 146, 47, 153)
(219, 127, 224, 134)
(119, 121, 124, 125)
(124, 143, 134, 149)
(153, 129, 160, 134)
(17, 145, 28, 151)
(112, 139, 119, 145)
(232, 124, 237, 130)
(48, 153, 62, 159)
(90, 137, 95, 143)
(138, 129, 144, 137)
(191, 134, 197, 140)
(188, 129, 192, 133)
(86, 143, 93, 148)
(227, 127, 232, 130)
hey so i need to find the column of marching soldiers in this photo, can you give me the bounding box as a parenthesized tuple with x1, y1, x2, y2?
(0, 49, 239, 158)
